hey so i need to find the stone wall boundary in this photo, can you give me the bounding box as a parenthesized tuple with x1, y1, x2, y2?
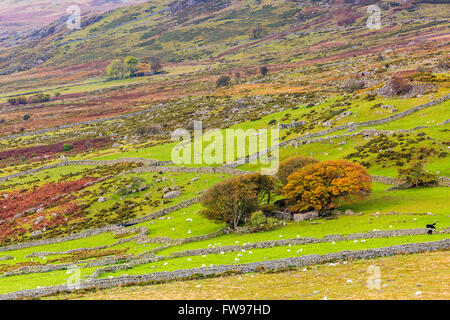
(0, 158, 172, 183)
(1, 239, 448, 300)
(0, 198, 200, 252)
(224, 94, 450, 168)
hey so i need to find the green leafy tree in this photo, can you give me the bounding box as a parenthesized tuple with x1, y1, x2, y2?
(107, 59, 124, 80)
(243, 173, 275, 204)
(124, 56, 139, 77)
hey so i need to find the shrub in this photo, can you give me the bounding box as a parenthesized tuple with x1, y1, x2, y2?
(216, 75, 231, 88)
(437, 59, 449, 70)
(250, 210, 267, 226)
(23, 114, 31, 121)
(346, 80, 365, 93)
(397, 162, 438, 188)
(117, 176, 146, 196)
(390, 77, 412, 95)
(135, 124, 162, 136)
(37, 93, 50, 102)
(277, 157, 319, 186)
(282, 160, 371, 212)
(260, 66, 269, 77)
(417, 66, 427, 73)
(9, 97, 28, 105)
(28, 96, 41, 104)
(249, 211, 278, 232)
(250, 24, 266, 39)
(63, 144, 73, 152)
(17, 97, 27, 104)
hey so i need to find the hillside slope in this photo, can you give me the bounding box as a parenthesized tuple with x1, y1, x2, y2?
(0, 0, 448, 79)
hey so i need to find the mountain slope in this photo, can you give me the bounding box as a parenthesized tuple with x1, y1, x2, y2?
(0, 0, 448, 80)
(0, 0, 147, 37)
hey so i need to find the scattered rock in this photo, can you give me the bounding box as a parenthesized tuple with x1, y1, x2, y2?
(33, 216, 45, 225)
(31, 230, 42, 237)
(163, 190, 182, 199)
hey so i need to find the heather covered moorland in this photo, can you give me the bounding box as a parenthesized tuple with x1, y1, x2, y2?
(0, 0, 448, 300)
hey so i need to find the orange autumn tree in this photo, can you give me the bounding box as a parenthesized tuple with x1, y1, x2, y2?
(282, 160, 371, 212)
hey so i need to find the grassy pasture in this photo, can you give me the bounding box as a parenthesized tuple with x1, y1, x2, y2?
(47, 251, 450, 300)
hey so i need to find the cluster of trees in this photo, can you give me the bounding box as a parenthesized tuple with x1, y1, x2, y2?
(7, 93, 59, 106)
(201, 157, 372, 230)
(201, 173, 275, 230)
(215, 66, 269, 88)
(106, 56, 163, 80)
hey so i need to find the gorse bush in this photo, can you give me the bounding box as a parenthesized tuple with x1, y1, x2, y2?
(346, 80, 365, 93)
(216, 75, 231, 87)
(117, 176, 147, 196)
(63, 144, 73, 152)
(397, 162, 438, 188)
(249, 211, 278, 232)
(390, 77, 412, 95)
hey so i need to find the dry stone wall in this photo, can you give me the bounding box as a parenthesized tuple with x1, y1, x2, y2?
(169, 228, 450, 258)
(0, 198, 200, 252)
(0, 106, 160, 142)
(127, 165, 252, 176)
(224, 94, 450, 168)
(1, 239, 448, 300)
(0, 158, 171, 183)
